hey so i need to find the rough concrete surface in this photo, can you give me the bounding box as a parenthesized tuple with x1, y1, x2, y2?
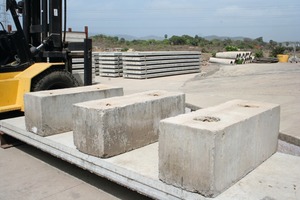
(0, 144, 151, 200)
(24, 84, 123, 136)
(98, 62, 300, 147)
(184, 63, 300, 146)
(73, 90, 185, 158)
(0, 116, 299, 200)
(0, 62, 299, 200)
(159, 99, 280, 197)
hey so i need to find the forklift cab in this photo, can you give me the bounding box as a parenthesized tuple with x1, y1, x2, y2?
(0, 28, 17, 66)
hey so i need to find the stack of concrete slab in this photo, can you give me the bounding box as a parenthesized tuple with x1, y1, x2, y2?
(65, 32, 86, 42)
(93, 52, 123, 77)
(72, 58, 85, 71)
(92, 52, 100, 76)
(122, 51, 201, 79)
(210, 51, 253, 65)
(71, 52, 96, 84)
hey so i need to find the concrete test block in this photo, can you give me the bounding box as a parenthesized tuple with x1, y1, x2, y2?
(159, 99, 280, 197)
(73, 90, 185, 158)
(25, 84, 123, 136)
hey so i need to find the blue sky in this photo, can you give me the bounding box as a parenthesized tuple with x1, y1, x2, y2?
(66, 0, 300, 42)
(19, 0, 300, 42)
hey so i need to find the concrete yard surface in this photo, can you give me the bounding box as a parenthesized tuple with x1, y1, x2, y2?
(215, 153, 300, 200)
(0, 116, 300, 200)
(0, 62, 299, 199)
(0, 144, 151, 200)
(99, 62, 300, 147)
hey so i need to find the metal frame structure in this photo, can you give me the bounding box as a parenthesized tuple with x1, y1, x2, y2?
(0, 0, 92, 85)
(0, 0, 92, 114)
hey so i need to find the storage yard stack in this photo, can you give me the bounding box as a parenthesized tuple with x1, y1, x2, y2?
(65, 31, 97, 83)
(92, 53, 100, 76)
(94, 52, 123, 77)
(71, 52, 96, 83)
(122, 51, 201, 79)
(209, 51, 253, 65)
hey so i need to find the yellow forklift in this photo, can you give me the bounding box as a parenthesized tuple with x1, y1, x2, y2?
(0, 0, 92, 114)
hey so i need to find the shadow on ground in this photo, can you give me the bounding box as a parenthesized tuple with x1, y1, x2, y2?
(15, 144, 152, 200)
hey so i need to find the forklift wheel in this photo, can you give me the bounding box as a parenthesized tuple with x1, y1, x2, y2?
(31, 68, 79, 91)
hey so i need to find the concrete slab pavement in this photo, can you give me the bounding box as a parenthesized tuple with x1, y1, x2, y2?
(0, 144, 151, 200)
(0, 62, 299, 200)
(97, 62, 300, 147)
(1, 116, 299, 199)
(183, 63, 300, 146)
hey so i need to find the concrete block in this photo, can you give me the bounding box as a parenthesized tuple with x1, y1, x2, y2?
(25, 85, 123, 136)
(73, 90, 185, 158)
(159, 99, 280, 197)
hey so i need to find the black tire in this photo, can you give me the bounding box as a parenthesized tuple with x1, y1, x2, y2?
(31, 68, 79, 92)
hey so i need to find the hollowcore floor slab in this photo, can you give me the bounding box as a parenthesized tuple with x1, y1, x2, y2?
(122, 51, 200, 56)
(99, 73, 123, 77)
(123, 58, 200, 66)
(98, 65, 123, 69)
(123, 66, 199, 75)
(124, 62, 200, 70)
(1, 116, 299, 200)
(123, 69, 200, 79)
(122, 55, 200, 61)
(98, 61, 120, 65)
(99, 68, 123, 73)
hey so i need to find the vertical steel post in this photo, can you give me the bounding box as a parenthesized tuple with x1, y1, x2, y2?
(84, 26, 88, 39)
(49, 0, 62, 50)
(22, 0, 30, 43)
(31, 0, 41, 47)
(84, 38, 92, 86)
(42, 0, 48, 40)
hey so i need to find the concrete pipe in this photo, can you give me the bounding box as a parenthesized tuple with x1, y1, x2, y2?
(209, 57, 235, 65)
(215, 52, 240, 59)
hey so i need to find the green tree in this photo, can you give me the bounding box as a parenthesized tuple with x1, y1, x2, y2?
(286, 42, 289, 47)
(254, 37, 264, 44)
(269, 40, 277, 49)
(182, 35, 195, 45)
(224, 38, 233, 46)
(119, 38, 126, 43)
(270, 46, 285, 57)
(225, 46, 239, 51)
(169, 35, 186, 45)
(254, 50, 264, 58)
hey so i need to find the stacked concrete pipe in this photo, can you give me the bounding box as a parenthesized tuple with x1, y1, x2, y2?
(210, 51, 253, 65)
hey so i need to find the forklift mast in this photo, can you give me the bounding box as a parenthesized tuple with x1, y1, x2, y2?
(4, 0, 69, 68)
(22, 0, 63, 51)
(1, 0, 92, 85)
(4, 0, 32, 67)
